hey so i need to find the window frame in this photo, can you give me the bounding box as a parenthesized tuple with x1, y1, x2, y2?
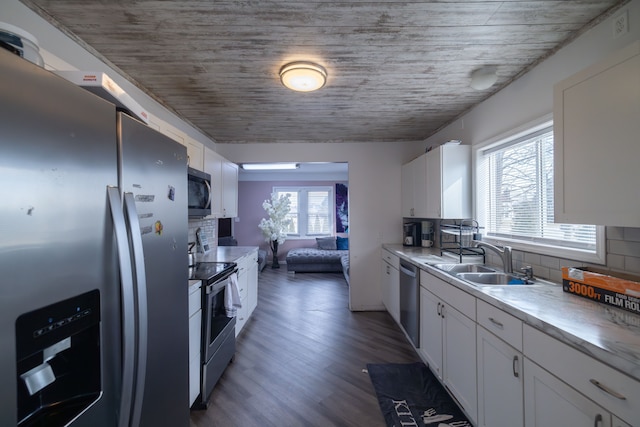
(273, 186, 335, 239)
(473, 116, 605, 264)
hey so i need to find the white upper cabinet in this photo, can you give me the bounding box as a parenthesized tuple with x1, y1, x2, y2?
(204, 147, 238, 218)
(221, 161, 238, 218)
(554, 41, 640, 227)
(425, 144, 471, 219)
(401, 154, 428, 217)
(402, 145, 470, 219)
(186, 138, 205, 171)
(204, 148, 223, 217)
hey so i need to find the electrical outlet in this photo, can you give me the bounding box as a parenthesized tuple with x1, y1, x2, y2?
(613, 10, 628, 39)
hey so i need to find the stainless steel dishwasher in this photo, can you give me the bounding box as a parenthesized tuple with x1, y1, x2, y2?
(399, 260, 419, 347)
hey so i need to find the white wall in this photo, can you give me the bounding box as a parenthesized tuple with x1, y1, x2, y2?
(217, 142, 418, 310)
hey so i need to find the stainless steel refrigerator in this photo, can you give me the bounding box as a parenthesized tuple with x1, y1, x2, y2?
(0, 48, 189, 426)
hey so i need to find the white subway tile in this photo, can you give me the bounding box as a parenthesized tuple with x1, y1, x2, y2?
(540, 255, 560, 269)
(606, 226, 625, 240)
(623, 227, 640, 242)
(524, 252, 541, 265)
(624, 256, 640, 274)
(607, 254, 625, 270)
(609, 240, 640, 257)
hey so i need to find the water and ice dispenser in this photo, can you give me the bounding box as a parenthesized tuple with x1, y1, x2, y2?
(16, 290, 102, 426)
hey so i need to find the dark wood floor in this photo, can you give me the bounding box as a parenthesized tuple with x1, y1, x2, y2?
(189, 267, 420, 427)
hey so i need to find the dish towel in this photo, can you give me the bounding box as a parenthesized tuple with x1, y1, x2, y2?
(225, 272, 242, 317)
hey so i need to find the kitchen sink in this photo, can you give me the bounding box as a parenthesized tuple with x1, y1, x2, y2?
(456, 272, 531, 286)
(433, 263, 496, 274)
(412, 255, 448, 264)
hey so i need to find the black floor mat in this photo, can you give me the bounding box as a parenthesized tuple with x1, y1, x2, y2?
(366, 362, 472, 427)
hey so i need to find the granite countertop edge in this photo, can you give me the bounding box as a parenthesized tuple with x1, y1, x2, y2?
(382, 244, 640, 382)
(197, 246, 259, 263)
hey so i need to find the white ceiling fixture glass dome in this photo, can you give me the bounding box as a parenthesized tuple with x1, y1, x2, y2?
(279, 61, 327, 92)
(469, 66, 498, 90)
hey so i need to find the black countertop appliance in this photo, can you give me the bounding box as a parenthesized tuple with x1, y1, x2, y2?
(403, 222, 421, 246)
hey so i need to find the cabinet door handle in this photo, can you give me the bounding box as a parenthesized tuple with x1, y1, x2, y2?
(594, 413, 603, 427)
(489, 317, 504, 329)
(589, 379, 627, 400)
(512, 355, 519, 378)
(440, 304, 445, 319)
(436, 302, 441, 317)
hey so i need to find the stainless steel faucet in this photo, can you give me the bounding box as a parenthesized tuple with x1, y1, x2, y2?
(473, 241, 513, 273)
(521, 266, 534, 281)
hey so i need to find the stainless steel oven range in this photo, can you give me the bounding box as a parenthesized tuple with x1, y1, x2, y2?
(188, 261, 237, 409)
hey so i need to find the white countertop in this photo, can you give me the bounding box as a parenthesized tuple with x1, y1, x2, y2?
(383, 244, 640, 382)
(197, 246, 259, 263)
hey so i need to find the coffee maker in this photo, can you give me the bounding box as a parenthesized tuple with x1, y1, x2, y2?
(403, 222, 421, 246)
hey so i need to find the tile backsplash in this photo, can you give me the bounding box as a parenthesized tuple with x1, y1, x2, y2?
(482, 226, 640, 282)
(188, 218, 217, 253)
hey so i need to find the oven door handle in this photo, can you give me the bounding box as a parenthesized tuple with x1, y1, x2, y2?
(205, 269, 238, 294)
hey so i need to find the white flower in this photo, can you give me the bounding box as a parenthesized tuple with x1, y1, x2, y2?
(258, 193, 292, 245)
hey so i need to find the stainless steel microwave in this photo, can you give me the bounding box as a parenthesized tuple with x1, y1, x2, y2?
(188, 167, 212, 218)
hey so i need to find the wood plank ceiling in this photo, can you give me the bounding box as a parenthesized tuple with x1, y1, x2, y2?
(23, 0, 627, 144)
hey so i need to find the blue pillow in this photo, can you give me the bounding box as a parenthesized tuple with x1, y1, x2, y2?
(336, 236, 349, 250)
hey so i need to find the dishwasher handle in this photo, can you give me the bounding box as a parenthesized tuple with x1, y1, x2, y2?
(399, 263, 417, 278)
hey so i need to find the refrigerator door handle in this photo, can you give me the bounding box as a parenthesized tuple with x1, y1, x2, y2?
(107, 187, 136, 427)
(123, 192, 148, 427)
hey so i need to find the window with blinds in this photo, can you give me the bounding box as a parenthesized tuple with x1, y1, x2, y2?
(477, 125, 599, 254)
(274, 186, 333, 238)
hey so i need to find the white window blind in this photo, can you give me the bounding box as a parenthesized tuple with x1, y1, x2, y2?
(306, 191, 331, 235)
(275, 186, 333, 238)
(282, 191, 299, 234)
(477, 126, 598, 252)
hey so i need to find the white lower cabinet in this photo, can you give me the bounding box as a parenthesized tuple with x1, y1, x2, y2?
(381, 249, 400, 323)
(406, 264, 639, 427)
(524, 358, 612, 427)
(523, 324, 639, 427)
(476, 299, 524, 427)
(477, 326, 524, 427)
(419, 271, 477, 424)
(419, 287, 444, 376)
(235, 248, 258, 336)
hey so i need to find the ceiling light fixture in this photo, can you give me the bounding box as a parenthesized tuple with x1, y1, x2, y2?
(241, 163, 299, 171)
(279, 61, 327, 92)
(469, 66, 498, 90)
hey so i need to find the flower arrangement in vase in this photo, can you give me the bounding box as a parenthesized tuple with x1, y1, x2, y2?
(258, 193, 292, 268)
